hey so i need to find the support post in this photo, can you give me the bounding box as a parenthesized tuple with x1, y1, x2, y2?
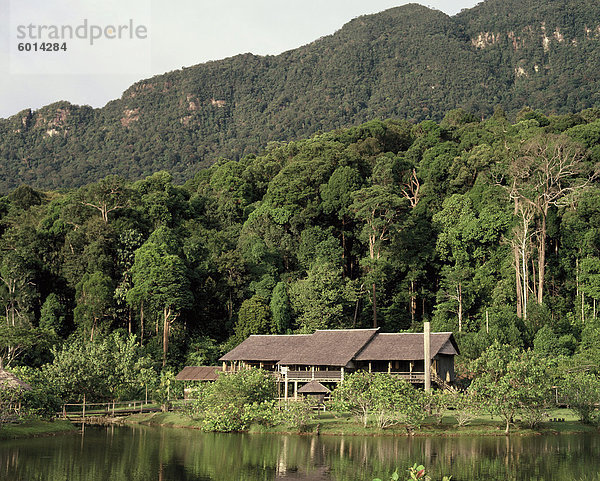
(387, 361, 391, 374)
(82, 395, 86, 421)
(424, 322, 431, 392)
(341, 367, 344, 382)
(294, 381, 298, 400)
(368, 362, 372, 373)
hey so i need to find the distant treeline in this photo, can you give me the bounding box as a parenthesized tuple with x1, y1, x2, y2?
(2, 0, 600, 191)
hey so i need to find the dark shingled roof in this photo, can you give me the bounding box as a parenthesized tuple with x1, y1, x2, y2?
(0, 369, 32, 391)
(277, 329, 379, 367)
(219, 330, 459, 366)
(219, 335, 311, 362)
(175, 366, 222, 381)
(297, 381, 331, 394)
(354, 332, 459, 361)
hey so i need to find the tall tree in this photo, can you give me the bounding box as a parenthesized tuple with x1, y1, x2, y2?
(79, 176, 132, 224)
(508, 134, 594, 305)
(352, 184, 405, 327)
(321, 166, 363, 276)
(0, 252, 36, 327)
(128, 238, 192, 366)
(73, 271, 114, 341)
(270, 281, 291, 334)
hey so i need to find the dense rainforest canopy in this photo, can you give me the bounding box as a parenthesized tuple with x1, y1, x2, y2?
(3, 108, 600, 375)
(1, 0, 600, 191)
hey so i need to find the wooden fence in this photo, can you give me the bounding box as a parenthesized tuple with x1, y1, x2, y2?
(60, 399, 159, 420)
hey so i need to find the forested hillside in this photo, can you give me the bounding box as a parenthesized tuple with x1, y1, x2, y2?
(2, 0, 600, 191)
(3, 108, 600, 373)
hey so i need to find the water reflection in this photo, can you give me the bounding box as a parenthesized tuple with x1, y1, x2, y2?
(1, 425, 600, 481)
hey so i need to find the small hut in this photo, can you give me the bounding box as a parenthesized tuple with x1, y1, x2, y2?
(297, 380, 331, 404)
(0, 369, 31, 392)
(175, 366, 222, 399)
(0, 369, 31, 419)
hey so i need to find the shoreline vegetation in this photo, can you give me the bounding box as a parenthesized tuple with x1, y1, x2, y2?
(120, 409, 598, 438)
(0, 419, 76, 440)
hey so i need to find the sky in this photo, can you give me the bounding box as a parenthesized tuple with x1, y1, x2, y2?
(0, 0, 481, 119)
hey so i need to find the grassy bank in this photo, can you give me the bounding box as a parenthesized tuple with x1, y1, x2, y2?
(124, 408, 598, 437)
(0, 420, 77, 440)
(125, 412, 205, 429)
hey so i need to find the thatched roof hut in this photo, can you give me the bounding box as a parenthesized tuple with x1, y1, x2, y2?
(297, 381, 331, 395)
(0, 369, 32, 391)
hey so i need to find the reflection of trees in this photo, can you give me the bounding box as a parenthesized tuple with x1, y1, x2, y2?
(1, 426, 599, 481)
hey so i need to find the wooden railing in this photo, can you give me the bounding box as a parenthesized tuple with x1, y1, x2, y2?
(390, 371, 425, 383)
(282, 371, 426, 383)
(224, 367, 433, 385)
(285, 371, 343, 381)
(59, 400, 158, 419)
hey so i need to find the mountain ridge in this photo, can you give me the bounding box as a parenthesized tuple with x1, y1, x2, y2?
(1, 0, 600, 192)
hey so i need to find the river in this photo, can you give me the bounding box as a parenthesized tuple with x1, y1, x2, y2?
(1, 424, 599, 480)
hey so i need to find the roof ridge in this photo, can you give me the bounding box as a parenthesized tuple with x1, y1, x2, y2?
(249, 334, 311, 337)
(377, 331, 453, 335)
(315, 328, 380, 332)
(351, 329, 381, 361)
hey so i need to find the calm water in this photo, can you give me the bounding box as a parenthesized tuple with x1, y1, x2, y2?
(1, 425, 600, 481)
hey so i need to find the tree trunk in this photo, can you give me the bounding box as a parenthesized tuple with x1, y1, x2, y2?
(341, 217, 347, 278)
(521, 231, 528, 320)
(514, 244, 523, 318)
(410, 280, 416, 324)
(227, 290, 233, 321)
(372, 283, 377, 328)
(140, 300, 144, 346)
(353, 296, 360, 328)
(531, 257, 538, 303)
(90, 318, 96, 342)
(162, 308, 170, 367)
(537, 213, 547, 305)
(457, 282, 463, 332)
